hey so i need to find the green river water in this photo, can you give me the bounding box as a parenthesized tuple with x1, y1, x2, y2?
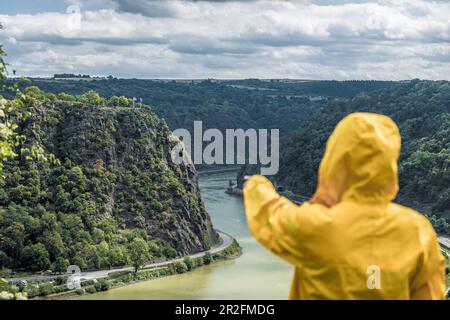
(78, 171, 292, 299)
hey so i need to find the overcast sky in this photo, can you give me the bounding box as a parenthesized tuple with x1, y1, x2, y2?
(0, 0, 449, 79)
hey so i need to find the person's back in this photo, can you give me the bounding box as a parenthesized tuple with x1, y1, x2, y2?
(243, 112, 445, 300)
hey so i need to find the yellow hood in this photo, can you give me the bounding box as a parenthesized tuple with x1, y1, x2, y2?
(310, 112, 401, 206)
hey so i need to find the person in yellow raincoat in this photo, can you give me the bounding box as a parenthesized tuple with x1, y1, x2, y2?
(244, 112, 446, 300)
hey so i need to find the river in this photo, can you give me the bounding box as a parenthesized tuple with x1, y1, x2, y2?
(78, 171, 292, 299)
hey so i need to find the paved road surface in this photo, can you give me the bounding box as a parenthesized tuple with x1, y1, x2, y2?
(7, 230, 233, 284)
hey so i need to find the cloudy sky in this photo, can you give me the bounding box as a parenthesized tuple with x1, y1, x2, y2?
(0, 0, 449, 79)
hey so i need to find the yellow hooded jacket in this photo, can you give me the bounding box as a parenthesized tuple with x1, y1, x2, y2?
(244, 113, 446, 299)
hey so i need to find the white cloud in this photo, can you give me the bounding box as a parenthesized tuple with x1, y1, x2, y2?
(0, 0, 449, 79)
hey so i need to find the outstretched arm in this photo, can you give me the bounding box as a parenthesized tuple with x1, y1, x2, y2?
(243, 175, 322, 266)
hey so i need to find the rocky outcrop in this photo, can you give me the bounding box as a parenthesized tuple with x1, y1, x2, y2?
(2, 93, 218, 264)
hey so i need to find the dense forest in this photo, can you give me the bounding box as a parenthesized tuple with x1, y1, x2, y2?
(0, 86, 217, 272)
(276, 80, 450, 234)
(7, 78, 398, 137)
(225, 79, 399, 98)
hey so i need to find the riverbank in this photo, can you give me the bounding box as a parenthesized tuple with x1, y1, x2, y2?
(51, 238, 242, 300)
(2, 231, 241, 300)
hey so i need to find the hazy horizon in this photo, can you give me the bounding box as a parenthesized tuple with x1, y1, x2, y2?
(10, 75, 421, 82)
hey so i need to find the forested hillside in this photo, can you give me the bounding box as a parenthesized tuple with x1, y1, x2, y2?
(0, 87, 217, 272)
(225, 79, 398, 98)
(9, 78, 398, 137)
(277, 80, 450, 234)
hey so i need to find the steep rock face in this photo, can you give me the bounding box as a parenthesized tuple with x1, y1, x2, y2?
(48, 102, 217, 253)
(0, 91, 218, 270)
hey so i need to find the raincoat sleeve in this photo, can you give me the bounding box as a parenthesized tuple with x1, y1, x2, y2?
(243, 175, 315, 266)
(410, 223, 446, 300)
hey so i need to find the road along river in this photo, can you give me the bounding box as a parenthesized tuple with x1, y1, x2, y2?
(77, 171, 292, 299)
(7, 231, 233, 284)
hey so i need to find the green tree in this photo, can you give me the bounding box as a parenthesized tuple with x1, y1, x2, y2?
(96, 241, 111, 269)
(163, 247, 177, 259)
(183, 256, 194, 271)
(21, 244, 50, 271)
(203, 252, 213, 265)
(0, 223, 24, 262)
(80, 91, 103, 105)
(0, 251, 11, 268)
(0, 37, 59, 174)
(38, 282, 54, 296)
(94, 278, 111, 292)
(174, 261, 188, 274)
(148, 240, 162, 257)
(73, 255, 88, 270)
(0, 28, 23, 172)
(52, 257, 69, 273)
(108, 246, 128, 267)
(128, 238, 150, 274)
(0, 23, 6, 80)
(39, 230, 64, 261)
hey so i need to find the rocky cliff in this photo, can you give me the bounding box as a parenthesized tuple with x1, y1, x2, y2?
(0, 88, 218, 271)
